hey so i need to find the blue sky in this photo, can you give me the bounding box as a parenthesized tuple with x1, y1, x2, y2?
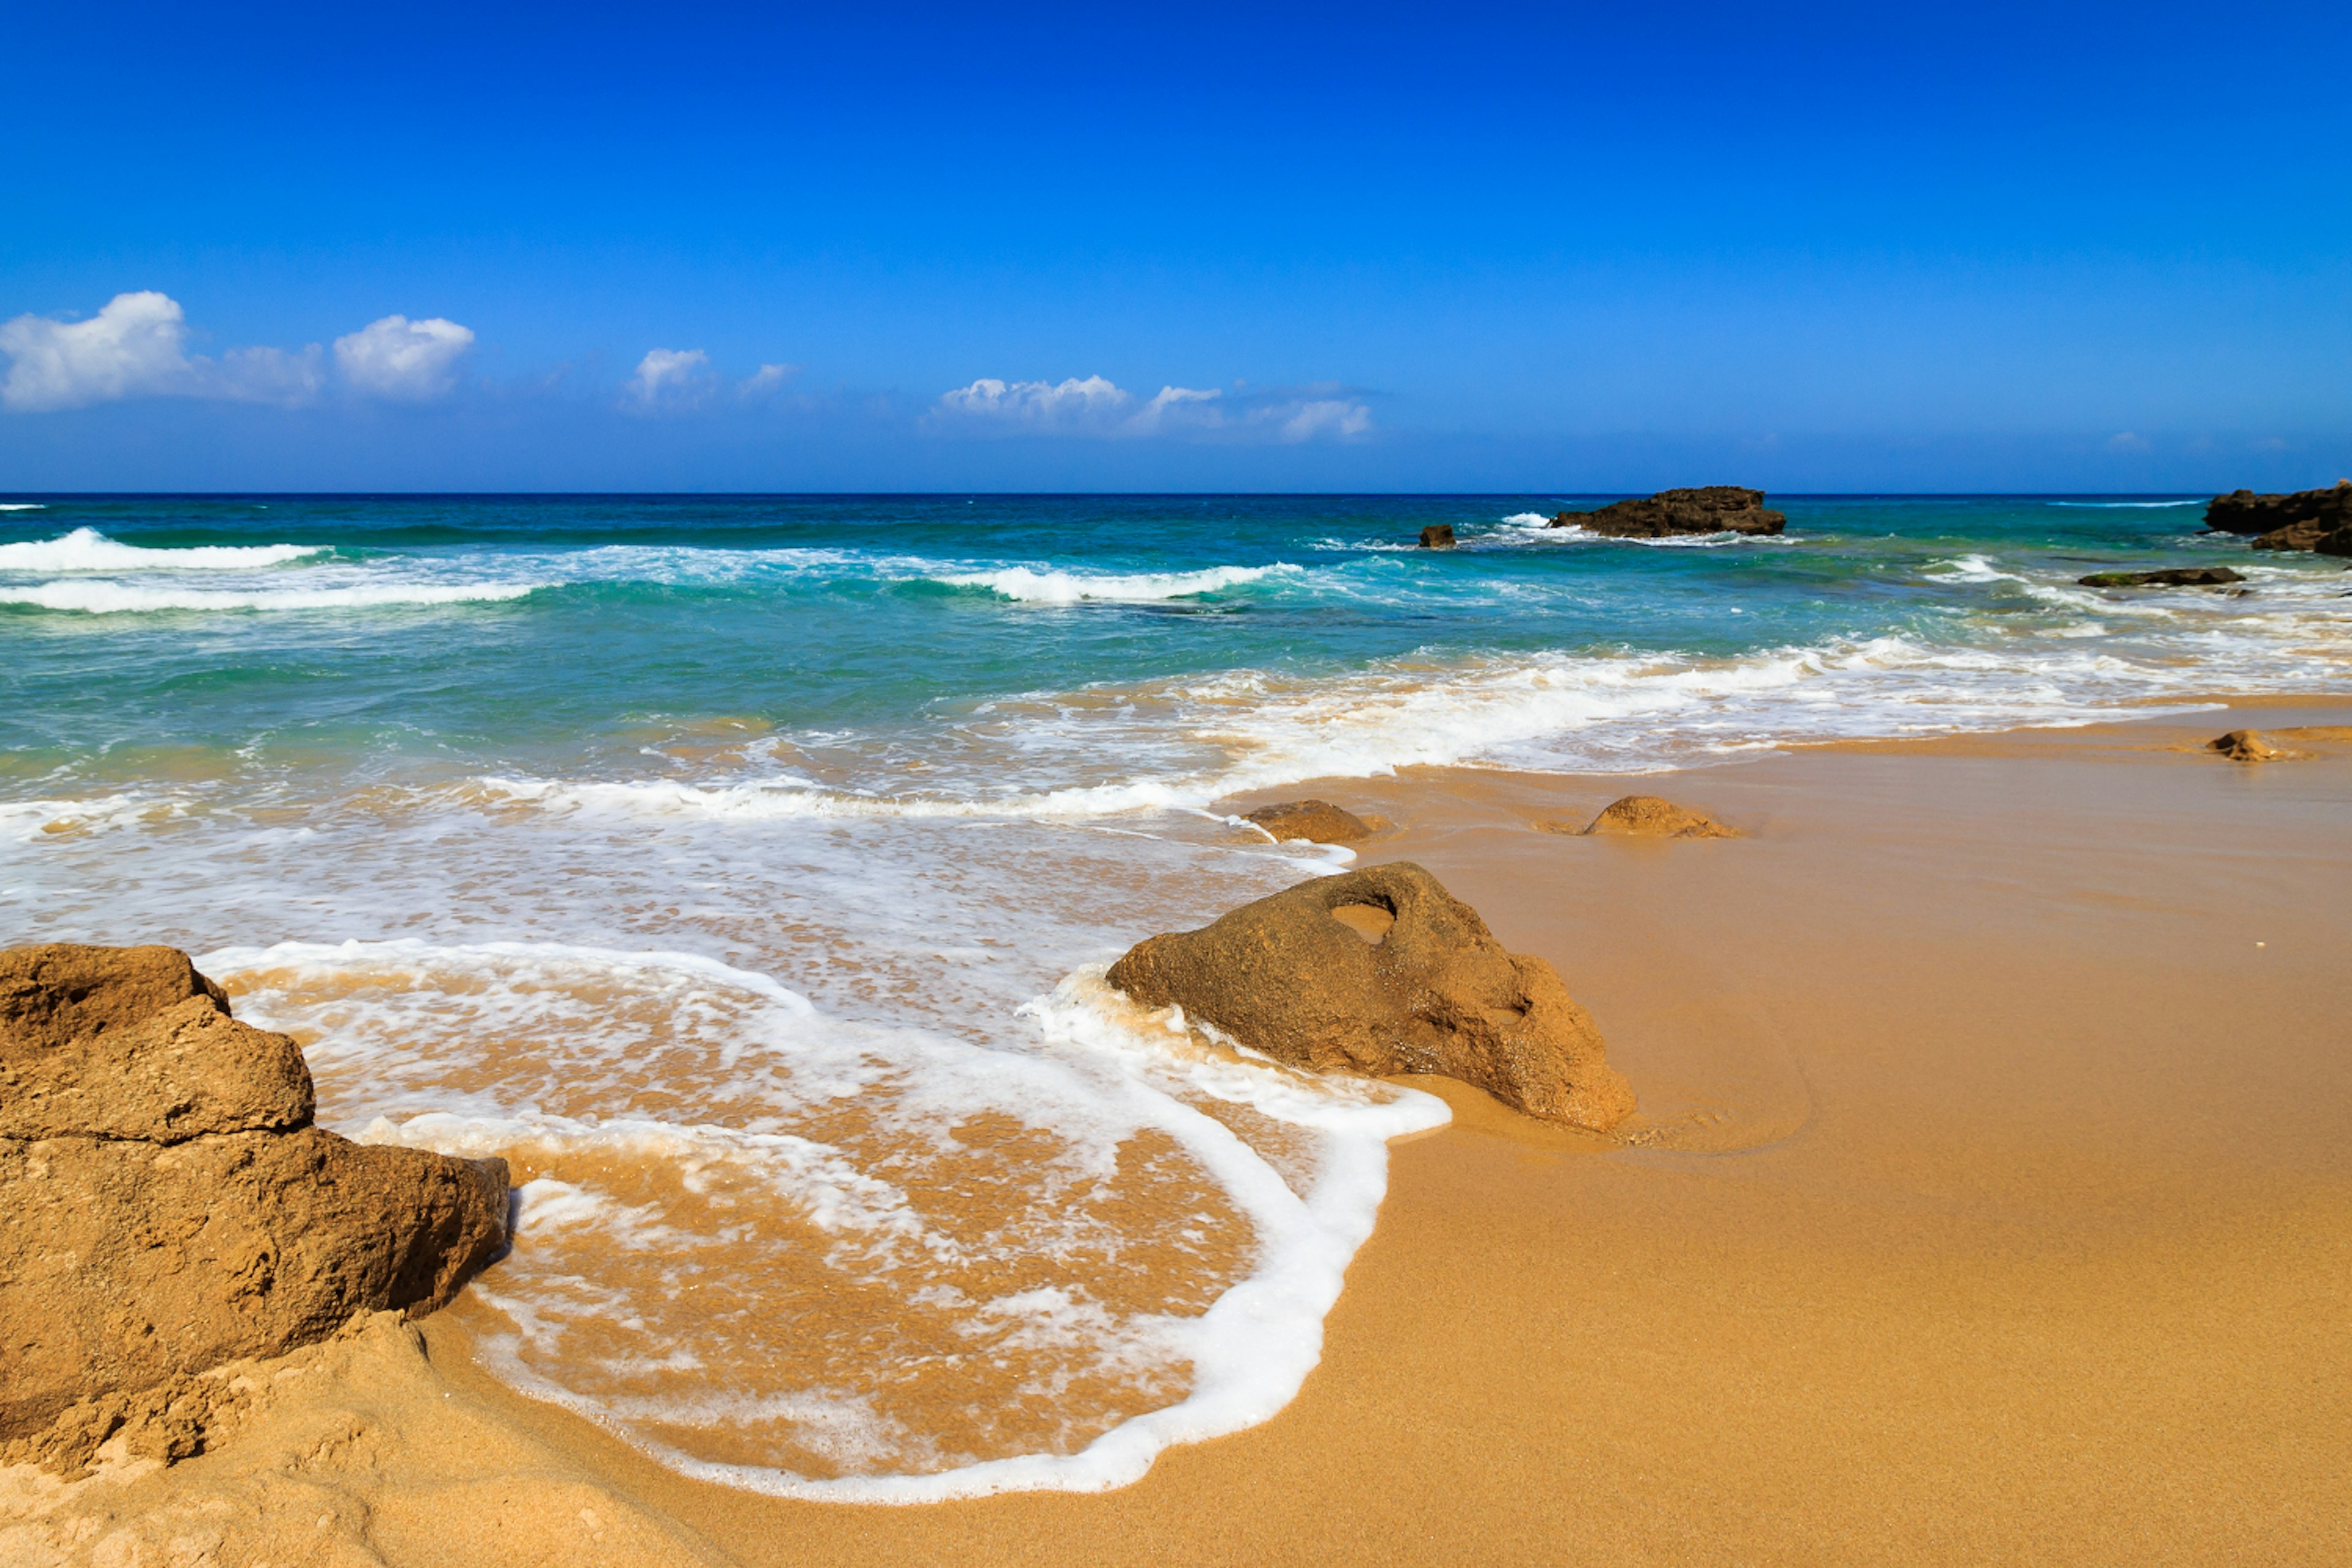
(3, 0, 2347, 492)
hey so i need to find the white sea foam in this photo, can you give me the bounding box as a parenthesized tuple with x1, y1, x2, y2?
(199, 939, 1447, 1501)
(0, 579, 538, 614)
(936, 564, 1295, 604)
(1499, 512, 1551, 526)
(0, 503, 47, 511)
(1541, 522, 1796, 548)
(0, 527, 328, 571)
(2046, 499, 2203, 508)
(0, 793, 183, 841)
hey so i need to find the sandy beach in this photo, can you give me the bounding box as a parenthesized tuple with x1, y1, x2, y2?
(12, 697, 2346, 1566)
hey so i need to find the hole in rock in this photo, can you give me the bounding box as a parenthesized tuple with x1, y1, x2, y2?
(1329, 903, 1395, 944)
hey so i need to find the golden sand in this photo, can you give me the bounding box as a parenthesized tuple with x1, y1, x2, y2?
(8, 700, 2348, 1565)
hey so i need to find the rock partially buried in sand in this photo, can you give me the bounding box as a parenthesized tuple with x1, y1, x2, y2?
(1418, 524, 1457, 549)
(1106, 862, 1634, 1130)
(0, 943, 510, 1449)
(2209, 729, 2302, 762)
(1550, 487, 1787, 539)
(2077, 567, 2246, 589)
(1244, 799, 1376, 843)
(1581, 796, 1738, 839)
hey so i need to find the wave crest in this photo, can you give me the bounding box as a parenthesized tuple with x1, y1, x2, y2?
(0, 527, 328, 571)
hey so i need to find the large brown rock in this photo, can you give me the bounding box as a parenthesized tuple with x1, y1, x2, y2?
(1106, 862, 1634, 1130)
(0, 943, 508, 1444)
(1550, 486, 1787, 538)
(2, 942, 313, 1142)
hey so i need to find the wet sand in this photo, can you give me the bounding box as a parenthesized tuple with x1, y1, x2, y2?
(14, 699, 2351, 1564)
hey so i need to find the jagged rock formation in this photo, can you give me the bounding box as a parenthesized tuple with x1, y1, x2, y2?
(1550, 487, 1787, 538)
(2076, 567, 2245, 588)
(1243, 800, 1376, 844)
(1106, 862, 1634, 1129)
(0, 943, 509, 1447)
(1580, 796, 1739, 839)
(1418, 524, 1457, 549)
(2203, 481, 2352, 556)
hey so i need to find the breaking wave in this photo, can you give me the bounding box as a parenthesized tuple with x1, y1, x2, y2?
(0, 527, 328, 571)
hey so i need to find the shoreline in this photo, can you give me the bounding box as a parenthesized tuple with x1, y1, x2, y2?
(10, 695, 2350, 1563)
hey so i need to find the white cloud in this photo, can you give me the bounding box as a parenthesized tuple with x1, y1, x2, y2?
(333, 315, 475, 401)
(937, 374, 1135, 429)
(0, 292, 196, 411)
(930, 373, 1370, 443)
(1276, 399, 1373, 443)
(627, 347, 714, 410)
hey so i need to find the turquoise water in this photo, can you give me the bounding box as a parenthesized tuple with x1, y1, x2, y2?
(2, 492, 2346, 1498)
(6, 493, 2345, 798)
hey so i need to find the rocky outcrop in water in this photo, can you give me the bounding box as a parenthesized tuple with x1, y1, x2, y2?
(2077, 567, 2245, 589)
(2204, 481, 2352, 555)
(0, 943, 510, 1447)
(1550, 487, 1787, 538)
(1418, 524, 1457, 549)
(1243, 800, 1376, 844)
(1579, 796, 1738, 839)
(1106, 862, 1634, 1129)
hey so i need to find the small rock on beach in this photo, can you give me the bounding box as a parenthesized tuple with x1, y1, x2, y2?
(1243, 799, 1376, 843)
(1579, 796, 1739, 838)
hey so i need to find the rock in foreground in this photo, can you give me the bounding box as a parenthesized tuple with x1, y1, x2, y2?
(1581, 796, 1738, 839)
(1106, 862, 1634, 1129)
(1418, 524, 1457, 549)
(2077, 567, 2245, 588)
(1550, 486, 1787, 538)
(2204, 481, 2352, 555)
(0, 943, 509, 1446)
(1243, 799, 1375, 843)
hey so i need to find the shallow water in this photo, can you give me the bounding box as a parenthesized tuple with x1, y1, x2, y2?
(2, 492, 2345, 1495)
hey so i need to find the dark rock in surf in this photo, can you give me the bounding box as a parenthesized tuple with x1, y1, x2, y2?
(1243, 799, 1375, 844)
(0, 943, 509, 1447)
(1418, 524, 1457, 549)
(1549, 487, 1786, 539)
(1106, 862, 1634, 1130)
(2205, 481, 2352, 555)
(2076, 567, 2246, 589)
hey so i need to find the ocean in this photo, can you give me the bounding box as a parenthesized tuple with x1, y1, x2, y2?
(2, 492, 2345, 1498)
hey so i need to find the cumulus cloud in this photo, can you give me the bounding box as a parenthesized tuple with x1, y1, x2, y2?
(626, 347, 716, 411)
(333, 315, 475, 401)
(936, 374, 1138, 430)
(0, 292, 196, 411)
(930, 373, 1370, 443)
